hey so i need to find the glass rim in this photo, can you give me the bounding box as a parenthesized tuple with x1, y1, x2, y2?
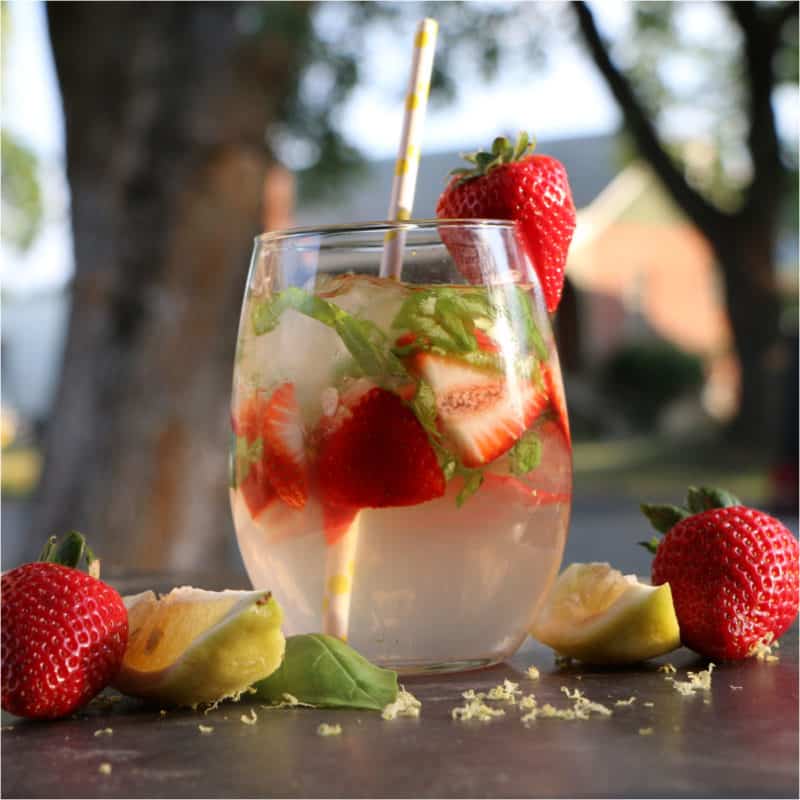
(255, 218, 516, 244)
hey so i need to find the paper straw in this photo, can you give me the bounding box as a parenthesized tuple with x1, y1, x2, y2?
(321, 515, 361, 641)
(379, 17, 438, 280)
(322, 19, 438, 642)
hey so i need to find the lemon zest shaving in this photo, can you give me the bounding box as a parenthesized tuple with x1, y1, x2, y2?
(526, 665, 540, 680)
(93, 728, 113, 737)
(98, 763, 112, 775)
(451, 694, 506, 721)
(658, 663, 677, 674)
(667, 663, 715, 695)
(643, 701, 655, 707)
(487, 679, 522, 702)
(638, 727, 654, 736)
(240, 708, 258, 725)
(614, 696, 637, 706)
(317, 723, 342, 736)
(382, 686, 421, 720)
(522, 688, 612, 723)
(729, 685, 743, 691)
(198, 724, 214, 734)
(748, 633, 780, 662)
(260, 693, 316, 709)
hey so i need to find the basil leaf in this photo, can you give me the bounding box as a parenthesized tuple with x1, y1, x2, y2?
(252, 294, 290, 335)
(444, 290, 494, 321)
(434, 296, 476, 351)
(392, 291, 436, 330)
(508, 429, 542, 476)
(513, 287, 548, 362)
(459, 350, 505, 373)
(234, 435, 263, 484)
(404, 314, 460, 352)
(410, 380, 438, 435)
(439, 451, 457, 481)
(251, 288, 407, 381)
(456, 470, 484, 507)
(334, 316, 391, 378)
(252, 634, 398, 711)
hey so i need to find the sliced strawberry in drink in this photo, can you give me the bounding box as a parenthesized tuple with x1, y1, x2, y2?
(473, 329, 500, 353)
(395, 331, 419, 348)
(542, 362, 570, 445)
(263, 382, 309, 509)
(410, 352, 548, 468)
(232, 393, 278, 519)
(317, 387, 446, 510)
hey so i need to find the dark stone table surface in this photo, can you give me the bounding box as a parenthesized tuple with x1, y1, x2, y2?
(2, 573, 797, 799)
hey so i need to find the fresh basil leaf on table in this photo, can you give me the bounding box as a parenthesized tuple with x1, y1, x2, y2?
(252, 633, 398, 711)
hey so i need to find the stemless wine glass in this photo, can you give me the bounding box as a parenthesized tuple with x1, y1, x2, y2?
(230, 220, 572, 674)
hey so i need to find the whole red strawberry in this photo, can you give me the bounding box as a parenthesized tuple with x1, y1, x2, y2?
(436, 132, 576, 312)
(641, 487, 799, 660)
(2, 533, 128, 719)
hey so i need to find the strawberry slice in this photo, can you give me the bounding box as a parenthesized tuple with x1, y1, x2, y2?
(263, 382, 309, 509)
(542, 362, 571, 445)
(317, 387, 446, 509)
(473, 329, 500, 353)
(410, 352, 547, 468)
(232, 393, 277, 519)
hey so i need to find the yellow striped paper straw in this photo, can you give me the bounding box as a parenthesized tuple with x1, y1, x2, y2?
(321, 516, 361, 642)
(322, 19, 439, 643)
(379, 17, 438, 280)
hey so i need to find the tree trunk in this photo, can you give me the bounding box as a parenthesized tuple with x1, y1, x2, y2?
(571, 0, 792, 448)
(37, 2, 304, 571)
(713, 219, 784, 447)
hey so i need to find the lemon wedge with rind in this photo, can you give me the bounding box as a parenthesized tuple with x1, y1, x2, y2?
(530, 562, 681, 665)
(114, 587, 285, 707)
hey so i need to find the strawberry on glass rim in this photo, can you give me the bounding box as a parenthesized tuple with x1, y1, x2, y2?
(436, 131, 576, 313)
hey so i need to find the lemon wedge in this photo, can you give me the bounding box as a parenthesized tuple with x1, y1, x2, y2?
(530, 562, 680, 665)
(114, 587, 285, 707)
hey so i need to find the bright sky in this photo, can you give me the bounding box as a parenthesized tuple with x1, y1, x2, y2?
(1, 1, 797, 293)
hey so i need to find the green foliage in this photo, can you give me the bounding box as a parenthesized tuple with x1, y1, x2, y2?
(509, 429, 542, 477)
(600, 339, 704, 431)
(1, 131, 43, 251)
(614, 3, 798, 213)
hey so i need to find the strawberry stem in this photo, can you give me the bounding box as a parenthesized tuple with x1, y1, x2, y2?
(449, 130, 537, 185)
(38, 531, 98, 574)
(638, 537, 661, 555)
(640, 504, 689, 534)
(686, 486, 741, 513)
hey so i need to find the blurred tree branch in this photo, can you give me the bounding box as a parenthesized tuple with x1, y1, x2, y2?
(573, 0, 796, 443)
(572, 1, 724, 234)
